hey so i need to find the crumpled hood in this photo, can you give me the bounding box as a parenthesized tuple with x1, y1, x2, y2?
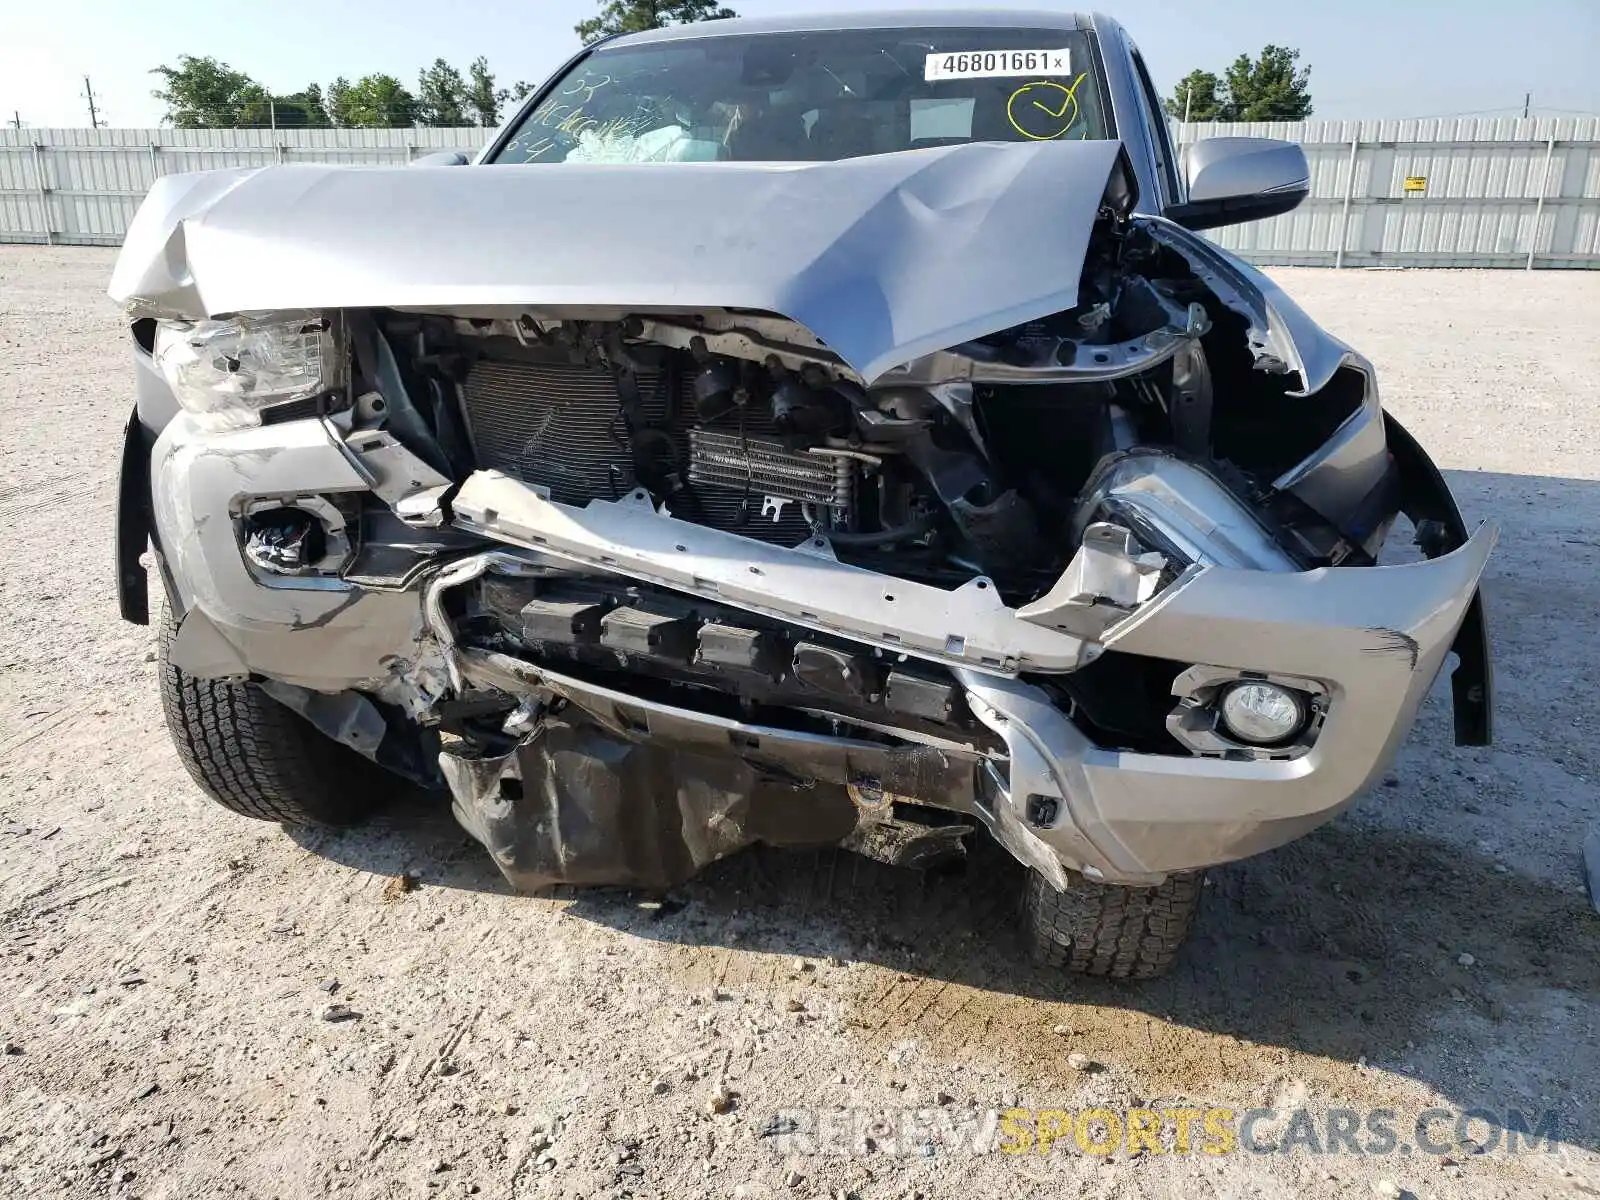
(109, 140, 1133, 384)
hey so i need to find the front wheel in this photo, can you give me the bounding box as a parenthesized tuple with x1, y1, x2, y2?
(158, 606, 397, 827)
(1024, 868, 1204, 979)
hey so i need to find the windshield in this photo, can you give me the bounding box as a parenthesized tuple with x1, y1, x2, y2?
(493, 27, 1110, 165)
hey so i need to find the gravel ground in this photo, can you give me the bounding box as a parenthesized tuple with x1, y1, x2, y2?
(1, 248, 1597, 1200)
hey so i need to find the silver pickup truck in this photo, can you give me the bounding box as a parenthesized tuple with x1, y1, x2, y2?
(110, 9, 1493, 978)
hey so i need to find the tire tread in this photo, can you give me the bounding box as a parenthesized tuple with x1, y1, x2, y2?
(158, 607, 386, 827)
(1025, 869, 1203, 979)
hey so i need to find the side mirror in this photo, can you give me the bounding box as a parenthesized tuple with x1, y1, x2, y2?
(1164, 137, 1309, 231)
(410, 150, 472, 167)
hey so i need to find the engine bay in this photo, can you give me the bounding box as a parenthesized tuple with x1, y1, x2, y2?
(368, 220, 1384, 613)
(301, 217, 1407, 773)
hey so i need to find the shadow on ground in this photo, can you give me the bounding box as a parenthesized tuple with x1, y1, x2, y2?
(292, 798, 1600, 1146)
(287, 792, 509, 896)
(286, 466, 1600, 1145)
(579, 826, 1597, 1121)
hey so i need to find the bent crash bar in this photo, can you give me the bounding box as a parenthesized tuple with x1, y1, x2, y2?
(442, 468, 1496, 887)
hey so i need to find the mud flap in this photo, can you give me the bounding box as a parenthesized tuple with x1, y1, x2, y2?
(441, 715, 858, 891)
(1385, 412, 1493, 746)
(116, 404, 152, 625)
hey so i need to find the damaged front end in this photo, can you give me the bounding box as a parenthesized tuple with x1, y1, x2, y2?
(112, 144, 1493, 893)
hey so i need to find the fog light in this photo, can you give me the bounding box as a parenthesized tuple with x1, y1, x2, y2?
(244, 508, 325, 574)
(1218, 681, 1305, 745)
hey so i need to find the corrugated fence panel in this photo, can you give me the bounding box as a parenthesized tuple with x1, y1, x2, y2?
(1, 122, 1596, 264)
(1187, 117, 1600, 268)
(0, 126, 486, 245)
(0, 141, 48, 244)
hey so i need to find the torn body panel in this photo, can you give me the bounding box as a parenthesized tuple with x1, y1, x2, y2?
(413, 518, 1491, 887)
(114, 138, 1492, 899)
(445, 651, 976, 889)
(443, 715, 849, 892)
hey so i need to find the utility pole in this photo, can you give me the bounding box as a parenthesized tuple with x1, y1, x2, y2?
(9, 111, 21, 130)
(270, 98, 277, 130)
(1183, 83, 1193, 125)
(1523, 92, 1531, 119)
(83, 76, 101, 128)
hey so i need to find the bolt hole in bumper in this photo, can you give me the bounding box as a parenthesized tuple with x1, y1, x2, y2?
(127, 411, 1494, 888)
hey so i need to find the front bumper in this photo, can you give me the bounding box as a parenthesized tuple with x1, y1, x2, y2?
(969, 523, 1494, 884)
(141, 412, 433, 695)
(127, 411, 1495, 886)
(428, 525, 1492, 889)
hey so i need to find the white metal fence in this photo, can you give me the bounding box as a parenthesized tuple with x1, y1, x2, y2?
(0, 127, 485, 247)
(3, 120, 1598, 267)
(1186, 117, 1600, 269)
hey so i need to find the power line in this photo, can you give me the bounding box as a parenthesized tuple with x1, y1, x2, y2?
(1277, 102, 1597, 123)
(1390, 105, 1596, 121)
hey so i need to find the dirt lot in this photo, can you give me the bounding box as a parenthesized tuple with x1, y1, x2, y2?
(1, 247, 1597, 1200)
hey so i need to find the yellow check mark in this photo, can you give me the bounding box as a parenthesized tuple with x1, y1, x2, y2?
(1006, 75, 1086, 140)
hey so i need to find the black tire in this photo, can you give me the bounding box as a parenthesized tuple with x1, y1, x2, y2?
(158, 606, 395, 827)
(1024, 868, 1203, 980)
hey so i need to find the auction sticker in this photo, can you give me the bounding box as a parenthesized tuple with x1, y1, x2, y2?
(925, 48, 1072, 81)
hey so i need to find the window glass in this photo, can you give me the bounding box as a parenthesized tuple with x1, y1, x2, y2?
(494, 28, 1109, 164)
(910, 97, 976, 141)
(1129, 47, 1180, 201)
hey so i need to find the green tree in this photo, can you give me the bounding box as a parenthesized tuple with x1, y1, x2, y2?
(235, 83, 273, 127)
(152, 56, 337, 127)
(1222, 45, 1313, 121)
(507, 80, 538, 103)
(467, 56, 503, 126)
(575, 0, 737, 46)
(1164, 46, 1313, 123)
(1164, 70, 1227, 122)
(327, 77, 354, 125)
(330, 74, 416, 127)
(150, 55, 263, 126)
(270, 83, 331, 127)
(417, 58, 469, 126)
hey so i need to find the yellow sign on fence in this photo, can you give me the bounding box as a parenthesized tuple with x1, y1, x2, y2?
(1403, 175, 1428, 194)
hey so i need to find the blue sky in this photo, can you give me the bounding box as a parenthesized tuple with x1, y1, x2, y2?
(3, 0, 1597, 128)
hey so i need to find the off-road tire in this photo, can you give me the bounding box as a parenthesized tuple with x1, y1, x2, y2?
(158, 606, 393, 827)
(1024, 868, 1204, 979)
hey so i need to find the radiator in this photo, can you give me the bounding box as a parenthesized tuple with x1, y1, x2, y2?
(458, 357, 848, 544)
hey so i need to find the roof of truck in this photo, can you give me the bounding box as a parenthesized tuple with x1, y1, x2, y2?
(604, 9, 1099, 48)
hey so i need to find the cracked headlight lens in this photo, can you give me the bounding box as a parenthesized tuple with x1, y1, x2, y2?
(153, 312, 343, 431)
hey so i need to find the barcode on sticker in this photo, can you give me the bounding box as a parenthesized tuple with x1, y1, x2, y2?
(924, 48, 1072, 81)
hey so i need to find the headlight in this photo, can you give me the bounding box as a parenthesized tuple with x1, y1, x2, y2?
(152, 312, 343, 431)
(1217, 681, 1306, 745)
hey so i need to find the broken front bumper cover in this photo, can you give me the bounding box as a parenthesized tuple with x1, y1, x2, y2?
(429, 500, 1493, 889)
(137, 414, 1495, 888)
